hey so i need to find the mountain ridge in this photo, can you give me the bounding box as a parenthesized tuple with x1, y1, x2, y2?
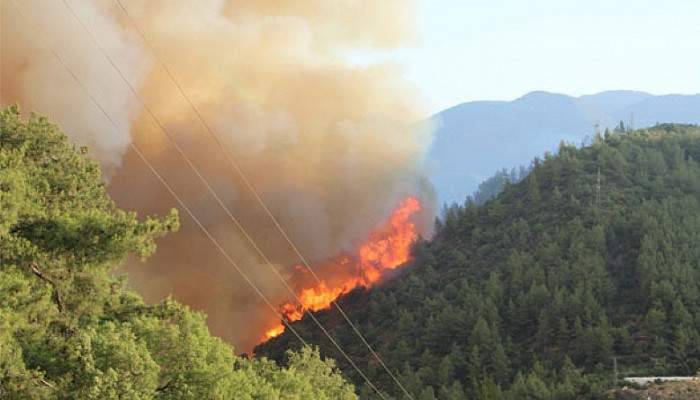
(428, 90, 700, 205)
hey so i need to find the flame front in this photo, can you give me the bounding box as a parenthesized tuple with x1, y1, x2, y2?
(263, 196, 421, 341)
(264, 325, 285, 340)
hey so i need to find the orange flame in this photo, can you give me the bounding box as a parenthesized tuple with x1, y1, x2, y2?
(263, 196, 421, 340)
(264, 324, 285, 340)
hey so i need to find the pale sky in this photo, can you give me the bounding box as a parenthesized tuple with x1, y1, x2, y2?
(350, 0, 700, 115)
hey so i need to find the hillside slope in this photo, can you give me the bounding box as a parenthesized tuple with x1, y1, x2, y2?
(429, 91, 700, 204)
(258, 124, 700, 399)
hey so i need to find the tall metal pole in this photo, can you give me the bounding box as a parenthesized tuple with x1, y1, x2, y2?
(596, 167, 601, 207)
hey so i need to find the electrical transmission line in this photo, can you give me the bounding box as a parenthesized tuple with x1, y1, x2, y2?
(56, 0, 387, 396)
(110, 1, 414, 397)
(9, 1, 387, 397)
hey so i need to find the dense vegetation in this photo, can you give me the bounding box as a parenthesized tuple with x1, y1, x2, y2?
(258, 124, 700, 399)
(0, 106, 357, 399)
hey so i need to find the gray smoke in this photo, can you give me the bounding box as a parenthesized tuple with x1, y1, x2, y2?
(1, 0, 435, 352)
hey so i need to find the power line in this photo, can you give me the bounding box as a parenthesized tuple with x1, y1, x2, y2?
(4, 0, 308, 352)
(111, 2, 413, 397)
(7, 0, 385, 396)
(45, 0, 387, 397)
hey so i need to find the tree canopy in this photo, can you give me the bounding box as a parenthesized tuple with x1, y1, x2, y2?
(0, 106, 357, 399)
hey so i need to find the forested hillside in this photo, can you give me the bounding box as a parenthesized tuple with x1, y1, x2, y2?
(0, 106, 357, 399)
(258, 124, 700, 399)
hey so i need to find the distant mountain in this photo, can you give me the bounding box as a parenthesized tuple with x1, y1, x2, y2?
(428, 91, 700, 205)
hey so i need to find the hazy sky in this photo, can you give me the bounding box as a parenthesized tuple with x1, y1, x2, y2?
(350, 0, 700, 115)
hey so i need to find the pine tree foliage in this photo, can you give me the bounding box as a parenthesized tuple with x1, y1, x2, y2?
(0, 106, 357, 399)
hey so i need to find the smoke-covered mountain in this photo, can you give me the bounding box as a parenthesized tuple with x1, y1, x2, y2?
(428, 91, 700, 205)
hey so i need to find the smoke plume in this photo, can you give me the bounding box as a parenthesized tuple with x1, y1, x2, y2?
(1, 0, 435, 352)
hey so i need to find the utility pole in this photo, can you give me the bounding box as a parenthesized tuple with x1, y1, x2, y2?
(630, 112, 635, 131)
(612, 356, 619, 386)
(596, 167, 601, 207)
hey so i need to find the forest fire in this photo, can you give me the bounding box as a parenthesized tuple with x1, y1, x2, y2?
(262, 196, 422, 341)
